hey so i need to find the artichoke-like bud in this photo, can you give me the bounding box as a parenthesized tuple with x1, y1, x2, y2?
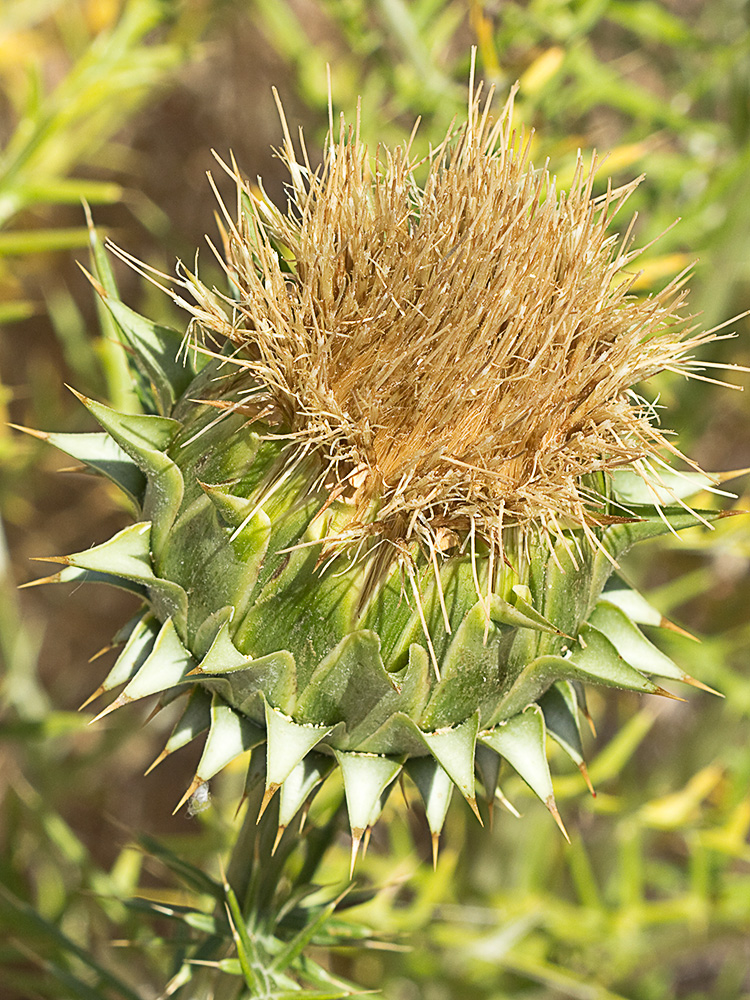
(30, 87, 735, 863)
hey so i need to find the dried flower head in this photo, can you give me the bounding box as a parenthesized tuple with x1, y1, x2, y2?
(35, 78, 744, 863)
(158, 85, 714, 582)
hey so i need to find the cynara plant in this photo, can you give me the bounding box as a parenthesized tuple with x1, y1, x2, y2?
(23, 81, 744, 997)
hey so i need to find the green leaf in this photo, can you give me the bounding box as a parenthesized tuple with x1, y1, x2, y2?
(265, 704, 334, 795)
(334, 751, 402, 836)
(99, 291, 196, 414)
(420, 712, 479, 812)
(223, 877, 264, 992)
(75, 392, 184, 557)
(41, 429, 146, 509)
(118, 616, 194, 704)
(193, 693, 265, 783)
(278, 752, 335, 828)
(406, 755, 454, 840)
(588, 601, 683, 681)
(539, 682, 586, 769)
(480, 706, 555, 808)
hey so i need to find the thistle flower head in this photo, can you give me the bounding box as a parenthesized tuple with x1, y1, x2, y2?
(33, 81, 738, 856)
(182, 85, 711, 576)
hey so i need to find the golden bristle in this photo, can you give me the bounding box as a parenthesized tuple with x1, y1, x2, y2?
(176, 84, 715, 575)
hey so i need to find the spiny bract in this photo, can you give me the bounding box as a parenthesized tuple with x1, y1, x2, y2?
(31, 87, 735, 864)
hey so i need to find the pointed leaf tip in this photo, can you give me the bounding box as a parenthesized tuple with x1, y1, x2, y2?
(257, 783, 279, 823)
(468, 796, 484, 826)
(579, 761, 596, 797)
(78, 685, 104, 711)
(547, 796, 570, 843)
(349, 831, 364, 878)
(653, 685, 687, 702)
(144, 749, 169, 776)
(173, 776, 203, 815)
(89, 693, 132, 724)
(680, 675, 724, 697)
(271, 825, 285, 856)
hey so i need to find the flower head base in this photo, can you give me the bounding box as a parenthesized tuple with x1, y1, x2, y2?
(183, 86, 711, 580)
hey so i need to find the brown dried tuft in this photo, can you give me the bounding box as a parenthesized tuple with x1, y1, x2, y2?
(178, 86, 715, 563)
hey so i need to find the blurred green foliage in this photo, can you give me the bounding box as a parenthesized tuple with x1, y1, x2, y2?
(1, 0, 750, 997)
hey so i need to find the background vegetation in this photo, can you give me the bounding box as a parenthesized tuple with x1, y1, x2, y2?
(1, 1, 749, 997)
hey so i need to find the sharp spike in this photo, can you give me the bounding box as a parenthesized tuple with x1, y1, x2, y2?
(362, 826, 372, 859)
(653, 685, 686, 703)
(495, 787, 521, 819)
(6, 422, 49, 442)
(546, 796, 570, 844)
(173, 776, 203, 816)
(350, 830, 363, 878)
(579, 761, 596, 797)
(271, 825, 285, 856)
(679, 675, 724, 697)
(257, 783, 279, 822)
(89, 693, 132, 724)
(233, 793, 247, 821)
(580, 703, 597, 737)
(660, 617, 700, 642)
(298, 801, 311, 834)
(88, 644, 115, 663)
(467, 796, 484, 827)
(144, 749, 169, 776)
(78, 685, 104, 711)
(18, 571, 65, 588)
(431, 832, 439, 870)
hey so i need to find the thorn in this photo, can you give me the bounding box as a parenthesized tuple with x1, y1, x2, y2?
(144, 749, 169, 776)
(271, 825, 285, 856)
(233, 793, 247, 821)
(578, 761, 596, 797)
(546, 797, 570, 844)
(172, 776, 203, 816)
(361, 826, 372, 859)
(495, 787, 521, 819)
(6, 422, 49, 442)
(256, 783, 279, 823)
(185, 666, 204, 676)
(660, 617, 700, 642)
(76, 263, 106, 298)
(349, 830, 363, 878)
(18, 571, 65, 588)
(580, 705, 597, 738)
(715, 466, 750, 483)
(29, 554, 70, 565)
(88, 644, 116, 663)
(431, 832, 439, 870)
(467, 796, 484, 827)
(89, 693, 132, 724)
(298, 802, 311, 834)
(680, 675, 724, 698)
(653, 685, 686, 703)
(78, 685, 104, 711)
